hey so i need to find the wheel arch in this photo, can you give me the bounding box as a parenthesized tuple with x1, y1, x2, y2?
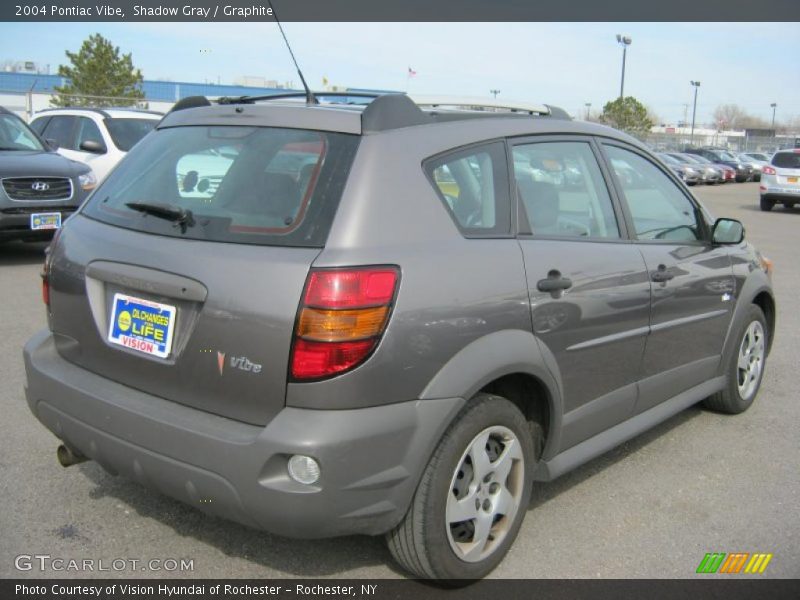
(419, 329, 563, 460)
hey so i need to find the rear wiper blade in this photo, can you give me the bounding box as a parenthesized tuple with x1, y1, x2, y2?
(126, 202, 195, 232)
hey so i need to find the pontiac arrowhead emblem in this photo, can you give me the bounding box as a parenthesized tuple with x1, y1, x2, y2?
(216, 351, 226, 375)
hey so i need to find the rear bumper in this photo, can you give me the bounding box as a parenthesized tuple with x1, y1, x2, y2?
(24, 330, 463, 538)
(760, 183, 800, 202)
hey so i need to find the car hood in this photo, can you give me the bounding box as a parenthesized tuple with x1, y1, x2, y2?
(0, 150, 90, 178)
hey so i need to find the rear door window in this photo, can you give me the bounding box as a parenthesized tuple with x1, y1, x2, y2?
(424, 141, 511, 236)
(512, 140, 620, 239)
(82, 125, 360, 248)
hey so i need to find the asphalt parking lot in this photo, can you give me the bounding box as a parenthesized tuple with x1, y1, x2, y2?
(1, 181, 798, 580)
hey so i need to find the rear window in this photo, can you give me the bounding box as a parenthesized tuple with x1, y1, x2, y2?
(104, 118, 159, 151)
(82, 125, 360, 247)
(772, 152, 800, 169)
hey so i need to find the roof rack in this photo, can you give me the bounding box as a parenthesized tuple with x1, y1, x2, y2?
(33, 106, 164, 117)
(409, 94, 552, 116)
(168, 91, 570, 132)
(217, 91, 385, 105)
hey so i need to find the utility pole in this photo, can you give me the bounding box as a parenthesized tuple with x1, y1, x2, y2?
(689, 81, 701, 146)
(616, 34, 632, 98)
(770, 103, 777, 130)
(585, 102, 591, 120)
(490, 89, 500, 99)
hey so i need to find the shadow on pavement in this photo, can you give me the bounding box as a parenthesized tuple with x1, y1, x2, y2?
(78, 462, 391, 577)
(528, 405, 704, 511)
(0, 241, 49, 266)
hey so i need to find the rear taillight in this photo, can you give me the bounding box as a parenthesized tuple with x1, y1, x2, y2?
(290, 267, 399, 380)
(41, 229, 62, 308)
(762, 166, 776, 175)
(41, 273, 50, 306)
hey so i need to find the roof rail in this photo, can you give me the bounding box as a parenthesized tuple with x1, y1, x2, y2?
(217, 91, 386, 105)
(409, 95, 553, 116)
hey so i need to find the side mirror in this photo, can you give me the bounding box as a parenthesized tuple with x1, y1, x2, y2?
(45, 138, 59, 151)
(712, 218, 745, 245)
(79, 139, 106, 154)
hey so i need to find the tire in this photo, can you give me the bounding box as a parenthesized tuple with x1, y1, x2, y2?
(760, 197, 774, 212)
(704, 305, 768, 414)
(386, 393, 538, 582)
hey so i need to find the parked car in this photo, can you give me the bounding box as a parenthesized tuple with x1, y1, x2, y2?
(0, 106, 96, 243)
(29, 107, 162, 182)
(676, 153, 733, 183)
(656, 152, 699, 185)
(24, 93, 775, 581)
(740, 151, 771, 163)
(684, 147, 752, 182)
(759, 148, 800, 211)
(736, 153, 766, 182)
(665, 152, 723, 184)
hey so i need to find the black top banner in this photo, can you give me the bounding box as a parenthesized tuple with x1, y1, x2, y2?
(2, 0, 800, 22)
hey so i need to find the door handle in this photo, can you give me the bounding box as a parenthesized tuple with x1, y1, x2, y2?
(651, 264, 675, 283)
(537, 270, 573, 293)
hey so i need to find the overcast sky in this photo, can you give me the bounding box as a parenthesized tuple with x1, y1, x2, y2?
(2, 21, 798, 125)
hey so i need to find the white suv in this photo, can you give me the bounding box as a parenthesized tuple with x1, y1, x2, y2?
(760, 149, 800, 211)
(29, 108, 162, 182)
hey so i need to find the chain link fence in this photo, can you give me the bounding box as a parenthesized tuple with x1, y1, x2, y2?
(644, 131, 800, 154)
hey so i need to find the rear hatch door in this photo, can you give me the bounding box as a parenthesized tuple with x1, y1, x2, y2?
(47, 123, 359, 425)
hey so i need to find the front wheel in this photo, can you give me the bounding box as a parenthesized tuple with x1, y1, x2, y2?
(704, 304, 768, 414)
(386, 393, 538, 581)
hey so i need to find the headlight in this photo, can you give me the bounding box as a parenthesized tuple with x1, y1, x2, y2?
(78, 171, 97, 191)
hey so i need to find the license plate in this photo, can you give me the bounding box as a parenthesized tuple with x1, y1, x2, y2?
(107, 293, 176, 358)
(30, 212, 61, 230)
(787, 177, 798, 183)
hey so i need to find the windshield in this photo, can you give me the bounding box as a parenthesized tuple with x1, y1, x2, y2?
(82, 125, 360, 247)
(0, 113, 45, 151)
(716, 151, 737, 161)
(658, 154, 679, 165)
(104, 118, 159, 151)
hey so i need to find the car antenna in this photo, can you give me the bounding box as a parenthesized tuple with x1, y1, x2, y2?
(266, 0, 318, 105)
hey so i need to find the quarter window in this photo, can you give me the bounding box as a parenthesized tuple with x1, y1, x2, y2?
(425, 142, 510, 235)
(604, 145, 704, 242)
(512, 141, 620, 239)
(42, 116, 76, 150)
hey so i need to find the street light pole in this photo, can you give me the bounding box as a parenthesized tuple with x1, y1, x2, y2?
(770, 103, 777, 130)
(490, 89, 500, 99)
(690, 80, 701, 146)
(585, 102, 591, 120)
(616, 34, 632, 98)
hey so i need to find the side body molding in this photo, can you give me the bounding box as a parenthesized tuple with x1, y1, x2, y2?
(419, 329, 564, 460)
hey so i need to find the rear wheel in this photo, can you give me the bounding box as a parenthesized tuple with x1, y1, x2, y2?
(386, 393, 537, 581)
(760, 197, 774, 212)
(704, 305, 768, 414)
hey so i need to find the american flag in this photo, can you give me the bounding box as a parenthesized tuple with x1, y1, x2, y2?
(407, 67, 417, 78)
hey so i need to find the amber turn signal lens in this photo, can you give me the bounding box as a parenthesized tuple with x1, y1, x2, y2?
(297, 306, 389, 342)
(760, 255, 773, 276)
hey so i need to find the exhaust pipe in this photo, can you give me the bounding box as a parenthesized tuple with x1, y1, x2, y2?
(57, 444, 88, 467)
